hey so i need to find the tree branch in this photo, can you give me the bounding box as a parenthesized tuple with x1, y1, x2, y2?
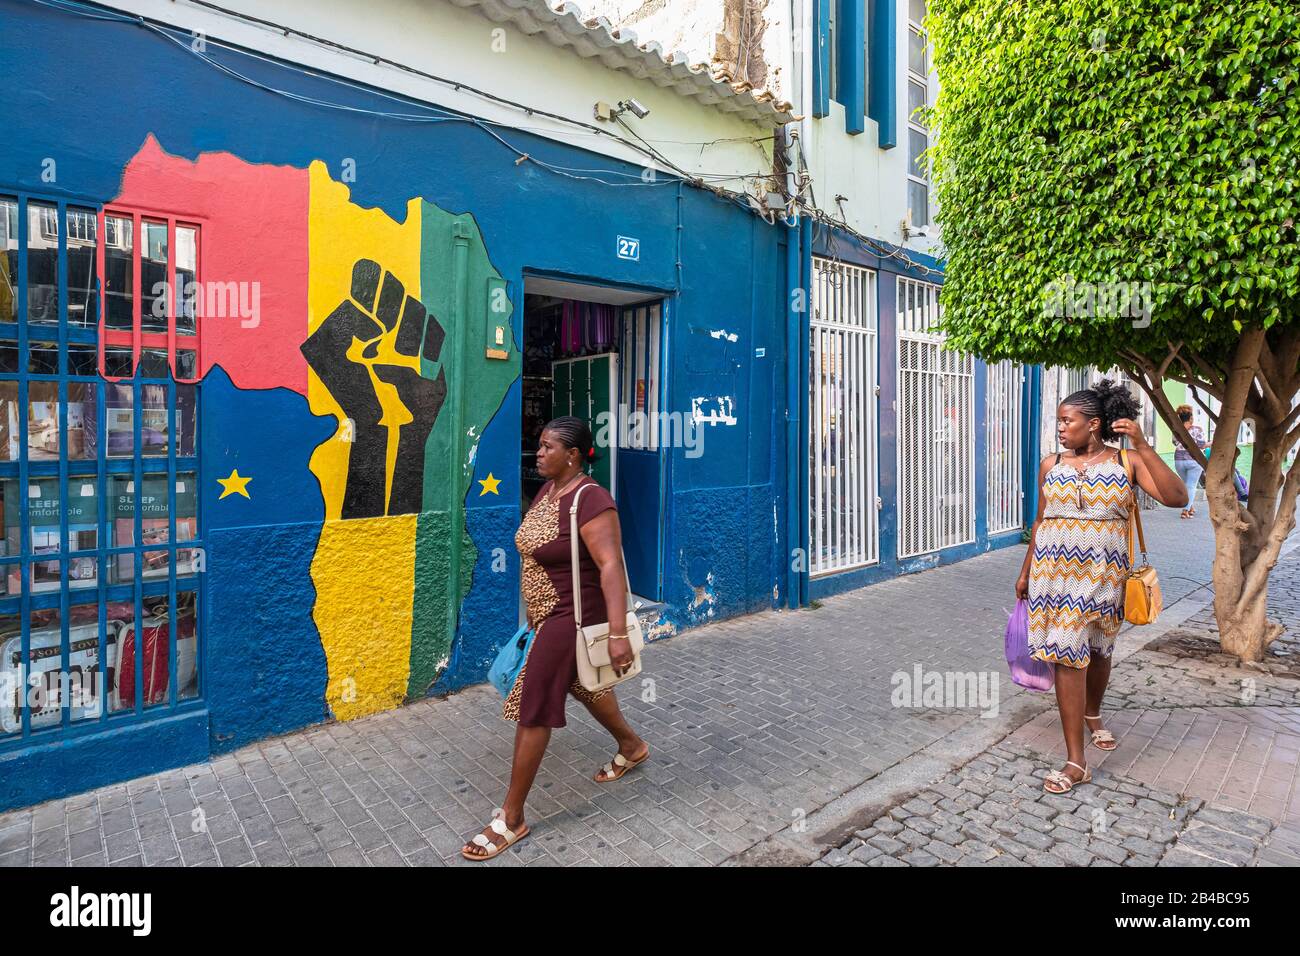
(1186, 346, 1228, 395)
(1125, 360, 1210, 469)
(1285, 420, 1300, 461)
(1239, 452, 1300, 612)
(1186, 385, 1220, 425)
(1201, 331, 1262, 485)
(1276, 325, 1300, 392)
(1157, 340, 1184, 381)
(1252, 336, 1289, 421)
(1282, 402, 1300, 435)
(1164, 354, 1225, 405)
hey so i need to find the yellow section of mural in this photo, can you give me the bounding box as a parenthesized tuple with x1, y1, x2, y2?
(313, 515, 418, 721)
(306, 162, 423, 519)
(306, 162, 423, 719)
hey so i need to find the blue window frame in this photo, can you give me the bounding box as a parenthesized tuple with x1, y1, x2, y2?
(0, 191, 203, 749)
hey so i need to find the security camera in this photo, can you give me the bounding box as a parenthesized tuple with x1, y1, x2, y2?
(619, 98, 650, 119)
(901, 213, 930, 241)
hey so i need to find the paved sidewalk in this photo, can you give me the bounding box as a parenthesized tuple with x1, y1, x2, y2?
(816, 537, 1300, 868)
(0, 508, 1253, 867)
(816, 738, 1290, 867)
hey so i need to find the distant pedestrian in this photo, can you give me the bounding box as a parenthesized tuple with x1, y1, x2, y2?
(1015, 381, 1187, 793)
(461, 417, 648, 860)
(1173, 404, 1209, 518)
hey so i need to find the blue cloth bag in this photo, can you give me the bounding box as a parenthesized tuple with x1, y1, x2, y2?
(488, 625, 534, 698)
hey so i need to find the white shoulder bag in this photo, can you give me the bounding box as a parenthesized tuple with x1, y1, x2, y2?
(570, 483, 644, 692)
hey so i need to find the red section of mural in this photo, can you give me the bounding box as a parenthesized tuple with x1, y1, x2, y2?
(113, 135, 310, 394)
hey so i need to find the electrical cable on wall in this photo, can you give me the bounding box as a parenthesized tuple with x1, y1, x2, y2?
(791, 136, 942, 279)
(30, 0, 780, 194)
(33, 0, 942, 273)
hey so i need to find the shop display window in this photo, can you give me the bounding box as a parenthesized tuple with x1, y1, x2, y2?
(0, 193, 203, 739)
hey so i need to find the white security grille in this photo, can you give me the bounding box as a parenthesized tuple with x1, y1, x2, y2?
(1061, 367, 1092, 397)
(987, 360, 1024, 535)
(897, 277, 975, 558)
(620, 302, 661, 450)
(809, 258, 879, 575)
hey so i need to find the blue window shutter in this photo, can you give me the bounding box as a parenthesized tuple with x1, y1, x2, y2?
(867, 0, 897, 148)
(837, 0, 865, 134)
(812, 0, 830, 118)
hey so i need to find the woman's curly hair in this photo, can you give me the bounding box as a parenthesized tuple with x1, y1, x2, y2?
(1062, 379, 1140, 442)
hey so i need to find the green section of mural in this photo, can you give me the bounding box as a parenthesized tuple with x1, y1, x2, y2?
(407, 204, 518, 697)
(410, 510, 475, 697)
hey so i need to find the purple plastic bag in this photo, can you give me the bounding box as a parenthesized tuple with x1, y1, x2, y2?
(1005, 599, 1054, 692)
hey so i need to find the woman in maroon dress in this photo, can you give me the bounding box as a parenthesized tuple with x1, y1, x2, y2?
(462, 417, 649, 860)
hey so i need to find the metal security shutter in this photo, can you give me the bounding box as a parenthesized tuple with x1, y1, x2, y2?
(986, 360, 1025, 535)
(809, 258, 879, 575)
(897, 277, 975, 558)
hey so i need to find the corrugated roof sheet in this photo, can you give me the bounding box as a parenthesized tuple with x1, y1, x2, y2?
(445, 0, 795, 123)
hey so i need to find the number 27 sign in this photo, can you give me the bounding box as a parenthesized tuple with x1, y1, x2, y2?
(616, 236, 640, 261)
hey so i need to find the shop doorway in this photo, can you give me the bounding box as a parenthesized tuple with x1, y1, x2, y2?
(520, 277, 667, 606)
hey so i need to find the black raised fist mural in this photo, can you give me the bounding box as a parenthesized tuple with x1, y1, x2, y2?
(301, 259, 447, 518)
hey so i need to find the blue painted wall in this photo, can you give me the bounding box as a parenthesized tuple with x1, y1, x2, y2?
(0, 0, 788, 808)
(0, 0, 1040, 811)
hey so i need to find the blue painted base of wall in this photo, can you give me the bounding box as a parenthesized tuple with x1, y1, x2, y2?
(808, 529, 1026, 602)
(987, 529, 1029, 550)
(662, 484, 781, 631)
(0, 709, 210, 813)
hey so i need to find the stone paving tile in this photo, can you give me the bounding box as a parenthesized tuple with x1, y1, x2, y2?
(815, 738, 1289, 867)
(0, 510, 1279, 866)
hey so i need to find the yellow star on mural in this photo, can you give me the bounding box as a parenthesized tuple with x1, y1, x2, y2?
(478, 473, 501, 496)
(217, 469, 252, 500)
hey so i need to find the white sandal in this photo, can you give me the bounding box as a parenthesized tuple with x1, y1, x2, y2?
(1085, 715, 1117, 751)
(461, 813, 530, 860)
(1043, 761, 1092, 794)
(594, 746, 649, 783)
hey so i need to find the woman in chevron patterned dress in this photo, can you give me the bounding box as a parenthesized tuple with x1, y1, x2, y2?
(1015, 380, 1187, 794)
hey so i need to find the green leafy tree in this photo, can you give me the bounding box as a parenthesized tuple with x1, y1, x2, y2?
(927, 0, 1299, 659)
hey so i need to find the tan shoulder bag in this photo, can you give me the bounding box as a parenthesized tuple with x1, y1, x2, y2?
(1121, 449, 1163, 625)
(570, 483, 644, 692)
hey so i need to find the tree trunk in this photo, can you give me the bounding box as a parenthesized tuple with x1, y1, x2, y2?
(1215, 576, 1280, 660)
(1122, 327, 1298, 662)
(1203, 354, 1297, 661)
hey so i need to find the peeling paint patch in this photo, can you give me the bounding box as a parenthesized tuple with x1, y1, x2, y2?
(688, 569, 717, 619)
(690, 395, 738, 426)
(709, 328, 739, 342)
(645, 619, 678, 641)
(899, 554, 942, 576)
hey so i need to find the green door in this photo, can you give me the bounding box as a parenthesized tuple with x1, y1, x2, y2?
(551, 354, 615, 491)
